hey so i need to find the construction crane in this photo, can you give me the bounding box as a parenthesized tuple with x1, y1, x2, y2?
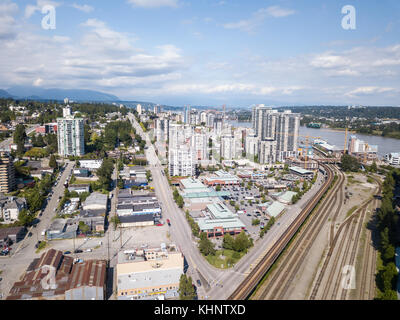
(344, 127, 348, 155)
(364, 143, 369, 164)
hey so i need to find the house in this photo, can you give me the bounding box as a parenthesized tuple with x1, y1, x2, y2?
(0, 195, 27, 223)
(73, 168, 90, 178)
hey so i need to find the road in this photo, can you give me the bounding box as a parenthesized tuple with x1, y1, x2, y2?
(127, 112, 326, 300)
(0, 125, 39, 151)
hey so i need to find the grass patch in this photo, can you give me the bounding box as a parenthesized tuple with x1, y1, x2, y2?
(35, 241, 48, 254)
(346, 206, 358, 218)
(205, 249, 245, 269)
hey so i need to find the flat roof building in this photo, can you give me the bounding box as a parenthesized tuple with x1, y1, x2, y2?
(116, 245, 184, 300)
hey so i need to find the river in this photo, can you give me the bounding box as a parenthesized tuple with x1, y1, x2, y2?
(228, 121, 400, 157)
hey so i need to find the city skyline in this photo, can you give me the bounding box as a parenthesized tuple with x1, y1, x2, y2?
(1, 1, 400, 107)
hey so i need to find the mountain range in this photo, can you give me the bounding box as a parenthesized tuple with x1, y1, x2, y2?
(0, 86, 120, 102)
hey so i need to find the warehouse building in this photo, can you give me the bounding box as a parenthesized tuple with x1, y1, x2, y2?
(7, 249, 106, 300)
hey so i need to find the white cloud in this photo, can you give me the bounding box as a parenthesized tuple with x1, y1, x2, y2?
(127, 0, 178, 8)
(24, 0, 60, 18)
(71, 3, 94, 13)
(223, 6, 295, 32)
(264, 6, 295, 18)
(0, 0, 18, 39)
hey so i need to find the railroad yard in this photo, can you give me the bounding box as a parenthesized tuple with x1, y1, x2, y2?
(246, 167, 381, 300)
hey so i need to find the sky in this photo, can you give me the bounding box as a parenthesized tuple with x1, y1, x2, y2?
(1, 0, 400, 107)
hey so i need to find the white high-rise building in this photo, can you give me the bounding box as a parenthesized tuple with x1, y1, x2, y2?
(169, 123, 185, 149)
(57, 108, 85, 157)
(153, 105, 162, 115)
(259, 139, 277, 164)
(251, 105, 300, 163)
(200, 112, 207, 125)
(245, 131, 259, 157)
(137, 104, 143, 115)
(155, 118, 170, 143)
(206, 113, 215, 128)
(63, 105, 72, 117)
(191, 133, 208, 160)
(168, 147, 196, 177)
(220, 134, 236, 160)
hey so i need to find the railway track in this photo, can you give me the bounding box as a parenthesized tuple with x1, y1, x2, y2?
(309, 176, 381, 300)
(228, 163, 336, 300)
(253, 167, 345, 300)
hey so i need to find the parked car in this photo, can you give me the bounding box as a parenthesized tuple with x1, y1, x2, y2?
(74, 249, 83, 253)
(86, 249, 92, 252)
(64, 251, 71, 255)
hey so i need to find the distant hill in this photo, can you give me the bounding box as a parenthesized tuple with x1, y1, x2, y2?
(6, 86, 120, 102)
(0, 89, 13, 98)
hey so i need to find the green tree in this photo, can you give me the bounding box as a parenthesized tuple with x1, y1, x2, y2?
(49, 154, 58, 169)
(179, 274, 196, 300)
(340, 154, 361, 172)
(110, 216, 121, 230)
(199, 233, 216, 256)
(18, 209, 34, 226)
(13, 124, 26, 156)
(233, 231, 252, 252)
(222, 233, 234, 250)
(79, 221, 90, 234)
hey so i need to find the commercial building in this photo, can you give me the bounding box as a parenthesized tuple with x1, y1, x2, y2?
(384, 152, 400, 165)
(203, 170, 241, 186)
(197, 203, 245, 238)
(0, 152, 16, 193)
(57, 107, 85, 157)
(183, 105, 191, 124)
(117, 245, 184, 300)
(289, 166, 315, 179)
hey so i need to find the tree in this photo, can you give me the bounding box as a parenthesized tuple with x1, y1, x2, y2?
(176, 195, 184, 208)
(18, 209, 34, 226)
(110, 216, 121, 230)
(199, 233, 216, 256)
(179, 274, 196, 300)
(79, 221, 90, 234)
(252, 219, 260, 226)
(49, 154, 57, 169)
(216, 185, 221, 191)
(222, 233, 234, 250)
(233, 231, 252, 252)
(13, 124, 26, 156)
(340, 154, 361, 172)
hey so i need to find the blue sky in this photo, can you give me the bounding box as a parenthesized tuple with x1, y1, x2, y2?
(1, 0, 400, 107)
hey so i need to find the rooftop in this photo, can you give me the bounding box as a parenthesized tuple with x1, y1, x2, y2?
(266, 202, 286, 217)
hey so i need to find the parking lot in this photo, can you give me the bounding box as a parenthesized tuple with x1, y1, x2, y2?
(217, 182, 270, 240)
